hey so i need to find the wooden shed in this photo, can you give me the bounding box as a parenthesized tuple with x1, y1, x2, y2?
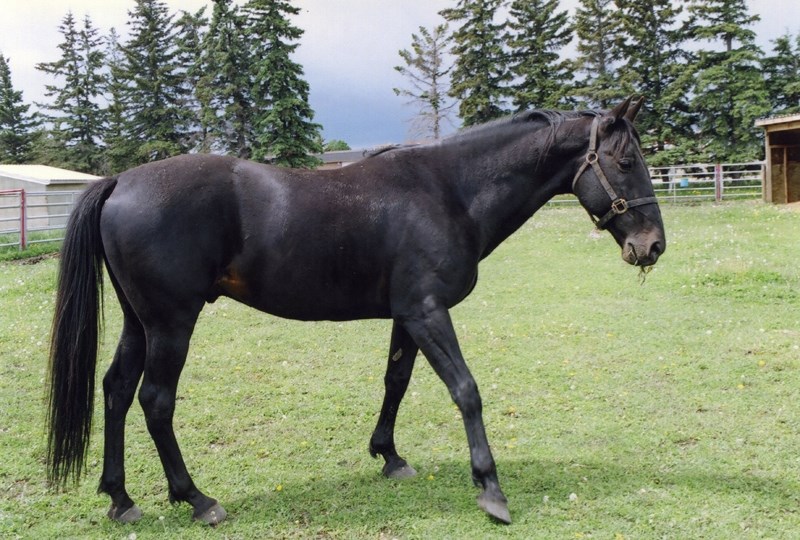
(755, 114, 800, 204)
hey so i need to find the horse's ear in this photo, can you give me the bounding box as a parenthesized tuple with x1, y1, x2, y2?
(625, 96, 645, 122)
(610, 96, 633, 121)
(600, 96, 633, 132)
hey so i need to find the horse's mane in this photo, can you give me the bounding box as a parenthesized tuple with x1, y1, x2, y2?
(363, 107, 637, 163)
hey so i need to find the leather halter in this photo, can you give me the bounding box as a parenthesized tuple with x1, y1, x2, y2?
(572, 116, 658, 230)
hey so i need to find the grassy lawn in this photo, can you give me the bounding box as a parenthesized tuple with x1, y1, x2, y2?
(1, 201, 799, 539)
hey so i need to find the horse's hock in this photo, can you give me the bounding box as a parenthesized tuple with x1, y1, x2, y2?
(756, 114, 800, 204)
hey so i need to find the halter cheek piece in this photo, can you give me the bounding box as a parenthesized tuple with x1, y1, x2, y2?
(572, 116, 658, 230)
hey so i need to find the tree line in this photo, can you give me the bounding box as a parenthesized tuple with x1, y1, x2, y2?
(395, 0, 800, 165)
(0, 0, 323, 174)
(1, 0, 799, 174)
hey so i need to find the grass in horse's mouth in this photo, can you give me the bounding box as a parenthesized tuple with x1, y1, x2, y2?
(638, 264, 653, 285)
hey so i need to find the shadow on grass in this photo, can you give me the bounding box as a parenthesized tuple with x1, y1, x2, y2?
(152, 455, 800, 532)
(77, 449, 800, 539)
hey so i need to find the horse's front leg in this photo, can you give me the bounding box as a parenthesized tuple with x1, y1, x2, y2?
(399, 299, 511, 524)
(369, 321, 419, 478)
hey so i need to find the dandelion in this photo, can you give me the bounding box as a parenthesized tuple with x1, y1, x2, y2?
(427, 474, 435, 481)
(276, 484, 283, 492)
(569, 492, 578, 502)
(758, 360, 766, 368)
(737, 383, 745, 390)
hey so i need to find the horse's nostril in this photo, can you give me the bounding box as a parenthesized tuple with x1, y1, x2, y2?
(650, 241, 664, 258)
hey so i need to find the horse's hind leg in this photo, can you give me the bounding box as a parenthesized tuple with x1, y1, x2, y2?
(369, 322, 419, 478)
(138, 315, 226, 525)
(98, 304, 145, 523)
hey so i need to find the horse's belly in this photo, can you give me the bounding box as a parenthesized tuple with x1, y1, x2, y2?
(215, 265, 392, 322)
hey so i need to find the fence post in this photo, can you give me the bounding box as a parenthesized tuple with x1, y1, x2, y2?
(714, 163, 723, 202)
(19, 190, 27, 250)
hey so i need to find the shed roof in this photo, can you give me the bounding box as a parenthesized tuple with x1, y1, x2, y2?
(755, 114, 800, 132)
(0, 164, 101, 186)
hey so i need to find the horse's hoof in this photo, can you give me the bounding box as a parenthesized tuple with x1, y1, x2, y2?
(193, 502, 227, 526)
(477, 491, 511, 524)
(108, 504, 143, 524)
(383, 462, 417, 479)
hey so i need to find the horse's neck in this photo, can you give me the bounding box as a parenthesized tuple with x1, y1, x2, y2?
(443, 124, 580, 258)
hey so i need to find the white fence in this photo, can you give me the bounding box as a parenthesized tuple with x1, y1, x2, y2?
(549, 161, 765, 207)
(0, 162, 766, 251)
(0, 190, 80, 250)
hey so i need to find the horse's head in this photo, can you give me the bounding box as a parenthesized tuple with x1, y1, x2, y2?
(572, 97, 666, 267)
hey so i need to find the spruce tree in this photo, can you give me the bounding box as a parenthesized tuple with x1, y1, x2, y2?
(118, 0, 192, 163)
(244, 0, 322, 168)
(197, 0, 254, 157)
(685, 0, 770, 161)
(440, 0, 510, 126)
(174, 8, 208, 152)
(0, 53, 38, 163)
(763, 32, 800, 115)
(35, 12, 106, 172)
(615, 0, 693, 164)
(394, 24, 455, 140)
(571, 0, 623, 109)
(103, 28, 137, 173)
(505, 0, 573, 111)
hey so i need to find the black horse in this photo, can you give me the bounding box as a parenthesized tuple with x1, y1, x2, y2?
(47, 98, 665, 526)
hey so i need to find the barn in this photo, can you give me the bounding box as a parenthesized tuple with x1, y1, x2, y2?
(755, 114, 800, 204)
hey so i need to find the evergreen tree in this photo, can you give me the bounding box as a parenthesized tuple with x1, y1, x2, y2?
(440, 0, 510, 126)
(174, 8, 208, 152)
(244, 0, 322, 168)
(35, 12, 106, 172)
(394, 24, 455, 140)
(118, 0, 192, 163)
(0, 53, 38, 163)
(197, 0, 254, 157)
(103, 28, 137, 173)
(615, 0, 694, 164)
(505, 0, 573, 110)
(763, 32, 800, 115)
(571, 0, 624, 109)
(685, 0, 770, 161)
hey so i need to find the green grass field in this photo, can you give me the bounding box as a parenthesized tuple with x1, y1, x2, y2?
(2, 201, 799, 539)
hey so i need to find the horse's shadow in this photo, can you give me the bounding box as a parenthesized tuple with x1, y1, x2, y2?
(208, 454, 799, 531)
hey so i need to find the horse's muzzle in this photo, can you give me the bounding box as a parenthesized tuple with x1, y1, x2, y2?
(622, 235, 665, 267)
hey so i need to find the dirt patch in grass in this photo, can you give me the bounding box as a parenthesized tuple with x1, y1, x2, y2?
(11, 252, 60, 265)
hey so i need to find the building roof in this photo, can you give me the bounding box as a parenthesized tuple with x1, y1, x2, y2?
(0, 164, 101, 185)
(755, 114, 800, 131)
(317, 149, 371, 165)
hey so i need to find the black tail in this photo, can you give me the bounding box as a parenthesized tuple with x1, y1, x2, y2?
(47, 177, 117, 487)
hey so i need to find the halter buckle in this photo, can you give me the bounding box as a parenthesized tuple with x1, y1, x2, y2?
(611, 198, 629, 215)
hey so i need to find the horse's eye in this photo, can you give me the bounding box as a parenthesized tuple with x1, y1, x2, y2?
(618, 158, 633, 172)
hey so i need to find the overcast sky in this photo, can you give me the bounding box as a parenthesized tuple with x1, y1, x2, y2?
(0, 0, 798, 148)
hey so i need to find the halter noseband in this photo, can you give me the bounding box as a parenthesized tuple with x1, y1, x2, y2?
(572, 116, 658, 230)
